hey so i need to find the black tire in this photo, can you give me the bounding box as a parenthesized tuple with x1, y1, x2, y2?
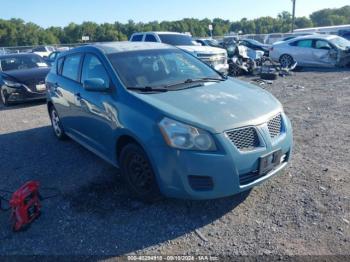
(261, 72, 278, 80)
(229, 63, 243, 77)
(0, 88, 10, 106)
(49, 105, 67, 140)
(279, 54, 294, 68)
(119, 143, 160, 202)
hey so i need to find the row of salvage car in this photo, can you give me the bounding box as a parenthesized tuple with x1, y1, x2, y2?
(1, 32, 350, 106)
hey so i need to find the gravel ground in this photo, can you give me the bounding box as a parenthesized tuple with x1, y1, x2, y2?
(0, 69, 349, 258)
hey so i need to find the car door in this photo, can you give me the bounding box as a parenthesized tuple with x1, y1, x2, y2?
(291, 39, 314, 66)
(311, 39, 338, 67)
(55, 53, 84, 137)
(75, 53, 117, 161)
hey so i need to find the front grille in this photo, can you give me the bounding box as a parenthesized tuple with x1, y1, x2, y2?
(23, 79, 46, 93)
(188, 176, 214, 191)
(226, 127, 260, 151)
(267, 114, 282, 139)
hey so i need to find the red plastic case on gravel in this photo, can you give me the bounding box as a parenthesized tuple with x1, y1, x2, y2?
(9, 181, 41, 231)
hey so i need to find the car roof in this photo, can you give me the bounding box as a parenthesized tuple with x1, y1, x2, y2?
(133, 31, 188, 36)
(65, 41, 177, 55)
(0, 53, 41, 59)
(287, 34, 339, 42)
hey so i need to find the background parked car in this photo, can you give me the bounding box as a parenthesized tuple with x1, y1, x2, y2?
(195, 38, 223, 48)
(0, 53, 50, 105)
(45, 51, 61, 66)
(240, 38, 271, 56)
(270, 35, 350, 68)
(130, 32, 229, 74)
(32, 45, 56, 58)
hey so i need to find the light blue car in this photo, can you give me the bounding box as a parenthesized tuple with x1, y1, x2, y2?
(46, 42, 293, 200)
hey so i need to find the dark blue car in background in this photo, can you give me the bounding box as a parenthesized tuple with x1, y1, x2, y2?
(46, 42, 293, 200)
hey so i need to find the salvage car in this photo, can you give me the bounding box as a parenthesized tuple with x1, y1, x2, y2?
(270, 35, 350, 68)
(46, 42, 293, 200)
(240, 38, 271, 56)
(130, 32, 229, 74)
(0, 53, 50, 106)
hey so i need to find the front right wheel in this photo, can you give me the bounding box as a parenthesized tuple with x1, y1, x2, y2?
(119, 143, 160, 202)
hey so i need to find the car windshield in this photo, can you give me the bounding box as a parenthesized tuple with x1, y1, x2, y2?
(0, 55, 48, 71)
(245, 39, 262, 45)
(205, 39, 221, 47)
(329, 36, 350, 49)
(108, 49, 221, 89)
(158, 34, 194, 46)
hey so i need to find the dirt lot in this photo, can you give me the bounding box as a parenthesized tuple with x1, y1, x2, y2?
(0, 69, 349, 258)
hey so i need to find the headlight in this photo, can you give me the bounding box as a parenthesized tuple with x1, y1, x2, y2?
(3, 79, 22, 88)
(159, 117, 217, 151)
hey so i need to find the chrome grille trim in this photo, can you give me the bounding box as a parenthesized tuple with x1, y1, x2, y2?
(267, 114, 282, 139)
(225, 127, 260, 151)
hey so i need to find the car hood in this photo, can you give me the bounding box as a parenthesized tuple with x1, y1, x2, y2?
(1, 67, 50, 83)
(132, 79, 283, 134)
(177, 45, 226, 55)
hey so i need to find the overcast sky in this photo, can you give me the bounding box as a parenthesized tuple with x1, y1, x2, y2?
(0, 0, 349, 28)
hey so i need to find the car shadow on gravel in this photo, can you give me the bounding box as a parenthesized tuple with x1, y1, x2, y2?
(295, 67, 350, 73)
(0, 126, 251, 256)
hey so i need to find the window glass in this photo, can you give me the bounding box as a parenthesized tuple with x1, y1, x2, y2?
(81, 54, 109, 88)
(62, 54, 82, 81)
(108, 49, 220, 88)
(131, 35, 143, 42)
(145, 34, 157, 42)
(297, 40, 313, 48)
(57, 57, 64, 74)
(0, 54, 48, 71)
(315, 40, 332, 50)
(158, 34, 194, 46)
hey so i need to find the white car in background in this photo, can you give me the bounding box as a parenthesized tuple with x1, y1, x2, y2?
(270, 34, 350, 68)
(32, 46, 56, 58)
(130, 32, 229, 74)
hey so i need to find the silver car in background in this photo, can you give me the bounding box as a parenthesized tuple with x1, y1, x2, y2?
(270, 35, 350, 68)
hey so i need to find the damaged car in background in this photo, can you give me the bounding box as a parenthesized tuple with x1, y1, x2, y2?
(0, 53, 50, 106)
(130, 32, 229, 74)
(270, 34, 350, 68)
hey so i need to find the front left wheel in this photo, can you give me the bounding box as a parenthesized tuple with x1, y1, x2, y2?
(119, 143, 161, 202)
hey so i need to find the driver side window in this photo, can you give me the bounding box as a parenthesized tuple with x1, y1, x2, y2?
(81, 54, 110, 88)
(315, 40, 332, 50)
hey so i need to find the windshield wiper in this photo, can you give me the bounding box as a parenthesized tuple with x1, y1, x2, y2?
(165, 77, 226, 89)
(126, 86, 168, 93)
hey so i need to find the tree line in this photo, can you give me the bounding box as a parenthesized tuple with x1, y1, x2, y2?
(0, 5, 349, 47)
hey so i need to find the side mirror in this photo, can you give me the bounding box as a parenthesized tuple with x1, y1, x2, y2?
(83, 78, 109, 92)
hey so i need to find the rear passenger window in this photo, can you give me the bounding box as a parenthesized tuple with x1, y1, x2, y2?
(81, 54, 109, 88)
(62, 54, 82, 81)
(131, 35, 143, 42)
(296, 40, 313, 48)
(145, 34, 157, 42)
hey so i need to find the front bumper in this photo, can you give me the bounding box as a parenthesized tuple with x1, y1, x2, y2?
(2, 85, 46, 103)
(147, 113, 293, 200)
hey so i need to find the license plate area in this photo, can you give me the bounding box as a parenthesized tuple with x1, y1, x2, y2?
(259, 150, 282, 175)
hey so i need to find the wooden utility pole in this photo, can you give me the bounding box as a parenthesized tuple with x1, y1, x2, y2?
(292, 0, 296, 32)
